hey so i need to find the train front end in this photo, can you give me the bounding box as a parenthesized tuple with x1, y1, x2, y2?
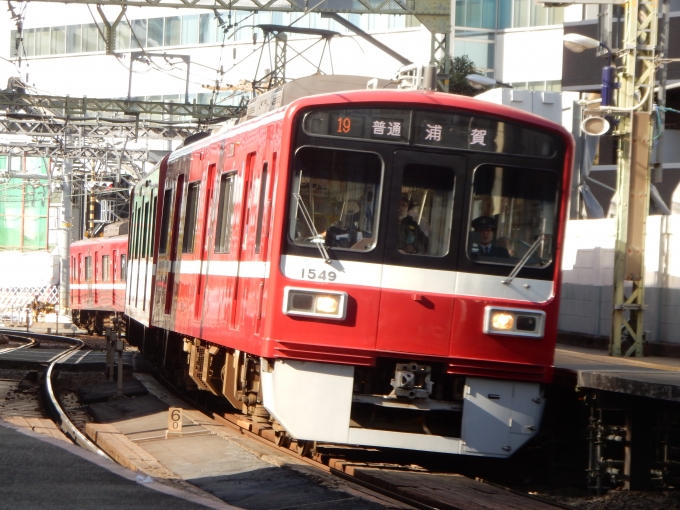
(261, 90, 574, 458)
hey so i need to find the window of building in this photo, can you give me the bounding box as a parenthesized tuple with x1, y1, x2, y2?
(165, 16, 181, 46)
(9, 30, 17, 57)
(131, 19, 147, 48)
(24, 29, 35, 56)
(182, 15, 199, 45)
(50, 26, 66, 55)
(116, 22, 131, 50)
(82, 23, 101, 52)
(66, 25, 82, 53)
(199, 13, 218, 44)
(148, 18, 163, 47)
(36, 27, 50, 56)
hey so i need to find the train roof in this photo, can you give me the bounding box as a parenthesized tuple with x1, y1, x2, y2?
(168, 81, 572, 162)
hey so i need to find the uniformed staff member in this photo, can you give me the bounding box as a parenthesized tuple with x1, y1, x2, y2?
(470, 216, 510, 258)
(397, 194, 428, 254)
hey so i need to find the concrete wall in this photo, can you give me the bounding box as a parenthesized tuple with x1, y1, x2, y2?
(559, 217, 680, 344)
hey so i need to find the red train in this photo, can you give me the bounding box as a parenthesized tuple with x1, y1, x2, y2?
(77, 83, 574, 457)
(70, 222, 128, 335)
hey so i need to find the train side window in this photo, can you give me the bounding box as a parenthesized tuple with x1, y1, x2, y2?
(214, 173, 236, 253)
(102, 255, 110, 281)
(397, 164, 455, 257)
(120, 254, 127, 280)
(159, 188, 173, 254)
(150, 195, 158, 257)
(254, 162, 269, 254)
(182, 182, 200, 253)
(85, 256, 92, 281)
(290, 147, 383, 252)
(467, 165, 559, 267)
(141, 201, 150, 258)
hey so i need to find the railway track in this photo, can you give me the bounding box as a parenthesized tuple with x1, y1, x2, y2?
(0, 330, 111, 460)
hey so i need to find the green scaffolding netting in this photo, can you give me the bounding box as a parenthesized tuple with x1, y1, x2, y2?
(0, 156, 49, 251)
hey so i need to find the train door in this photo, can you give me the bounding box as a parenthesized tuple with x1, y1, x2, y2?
(376, 151, 466, 356)
(77, 254, 82, 305)
(231, 152, 257, 331)
(94, 251, 99, 305)
(133, 203, 143, 308)
(164, 174, 185, 315)
(195, 163, 217, 324)
(201, 167, 237, 340)
(112, 249, 118, 306)
(253, 155, 274, 335)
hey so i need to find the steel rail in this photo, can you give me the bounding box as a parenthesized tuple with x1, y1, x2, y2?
(0, 333, 36, 354)
(2, 329, 115, 461)
(44, 334, 113, 460)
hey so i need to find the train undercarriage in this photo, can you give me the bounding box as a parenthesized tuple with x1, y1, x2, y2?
(72, 310, 126, 336)
(132, 326, 546, 458)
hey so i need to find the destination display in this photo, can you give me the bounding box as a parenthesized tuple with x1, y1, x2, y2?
(304, 109, 411, 143)
(302, 108, 558, 158)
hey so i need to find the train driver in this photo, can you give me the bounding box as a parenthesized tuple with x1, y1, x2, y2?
(469, 216, 510, 259)
(397, 194, 428, 254)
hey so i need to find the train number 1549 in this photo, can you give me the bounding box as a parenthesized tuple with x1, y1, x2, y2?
(301, 268, 337, 281)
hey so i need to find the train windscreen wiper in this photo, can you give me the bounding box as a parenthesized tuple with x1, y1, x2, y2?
(502, 234, 545, 285)
(294, 193, 331, 264)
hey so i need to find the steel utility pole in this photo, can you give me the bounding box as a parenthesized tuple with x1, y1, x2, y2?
(609, 0, 658, 357)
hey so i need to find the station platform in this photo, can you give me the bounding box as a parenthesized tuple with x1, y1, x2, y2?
(0, 418, 235, 509)
(554, 345, 680, 402)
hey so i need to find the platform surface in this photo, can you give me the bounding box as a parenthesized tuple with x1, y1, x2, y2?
(555, 345, 680, 401)
(0, 419, 231, 510)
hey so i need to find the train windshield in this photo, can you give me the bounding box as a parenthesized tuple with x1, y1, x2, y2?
(290, 146, 383, 252)
(467, 165, 558, 268)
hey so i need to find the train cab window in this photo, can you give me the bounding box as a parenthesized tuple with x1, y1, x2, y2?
(215, 173, 236, 253)
(290, 147, 382, 251)
(467, 165, 558, 267)
(102, 255, 110, 281)
(182, 182, 200, 253)
(120, 254, 127, 280)
(85, 256, 92, 281)
(397, 164, 454, 257)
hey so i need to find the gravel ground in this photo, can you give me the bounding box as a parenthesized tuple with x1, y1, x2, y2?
(540, 489, 680, 509)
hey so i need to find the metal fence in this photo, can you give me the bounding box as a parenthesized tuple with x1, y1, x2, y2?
(0, 286, 59, 322)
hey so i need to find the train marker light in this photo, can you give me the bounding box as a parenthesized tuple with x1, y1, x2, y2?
(283, 287, 347, 320)
(484, 307, 546, 338)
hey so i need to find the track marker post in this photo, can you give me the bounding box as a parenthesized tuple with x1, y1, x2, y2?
(167, 408, 183, 437)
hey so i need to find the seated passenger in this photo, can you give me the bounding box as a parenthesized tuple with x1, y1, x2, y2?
(397, 194, 428, 254)
(470, 216, 510, 258)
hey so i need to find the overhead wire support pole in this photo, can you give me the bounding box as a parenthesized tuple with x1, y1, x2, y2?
(610, 0, 657, 358)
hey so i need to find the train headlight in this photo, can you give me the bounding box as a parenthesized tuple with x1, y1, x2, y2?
(283, 287, 347, 320)
(484, 307, 545, 338)
(491, 312, 514, 331)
